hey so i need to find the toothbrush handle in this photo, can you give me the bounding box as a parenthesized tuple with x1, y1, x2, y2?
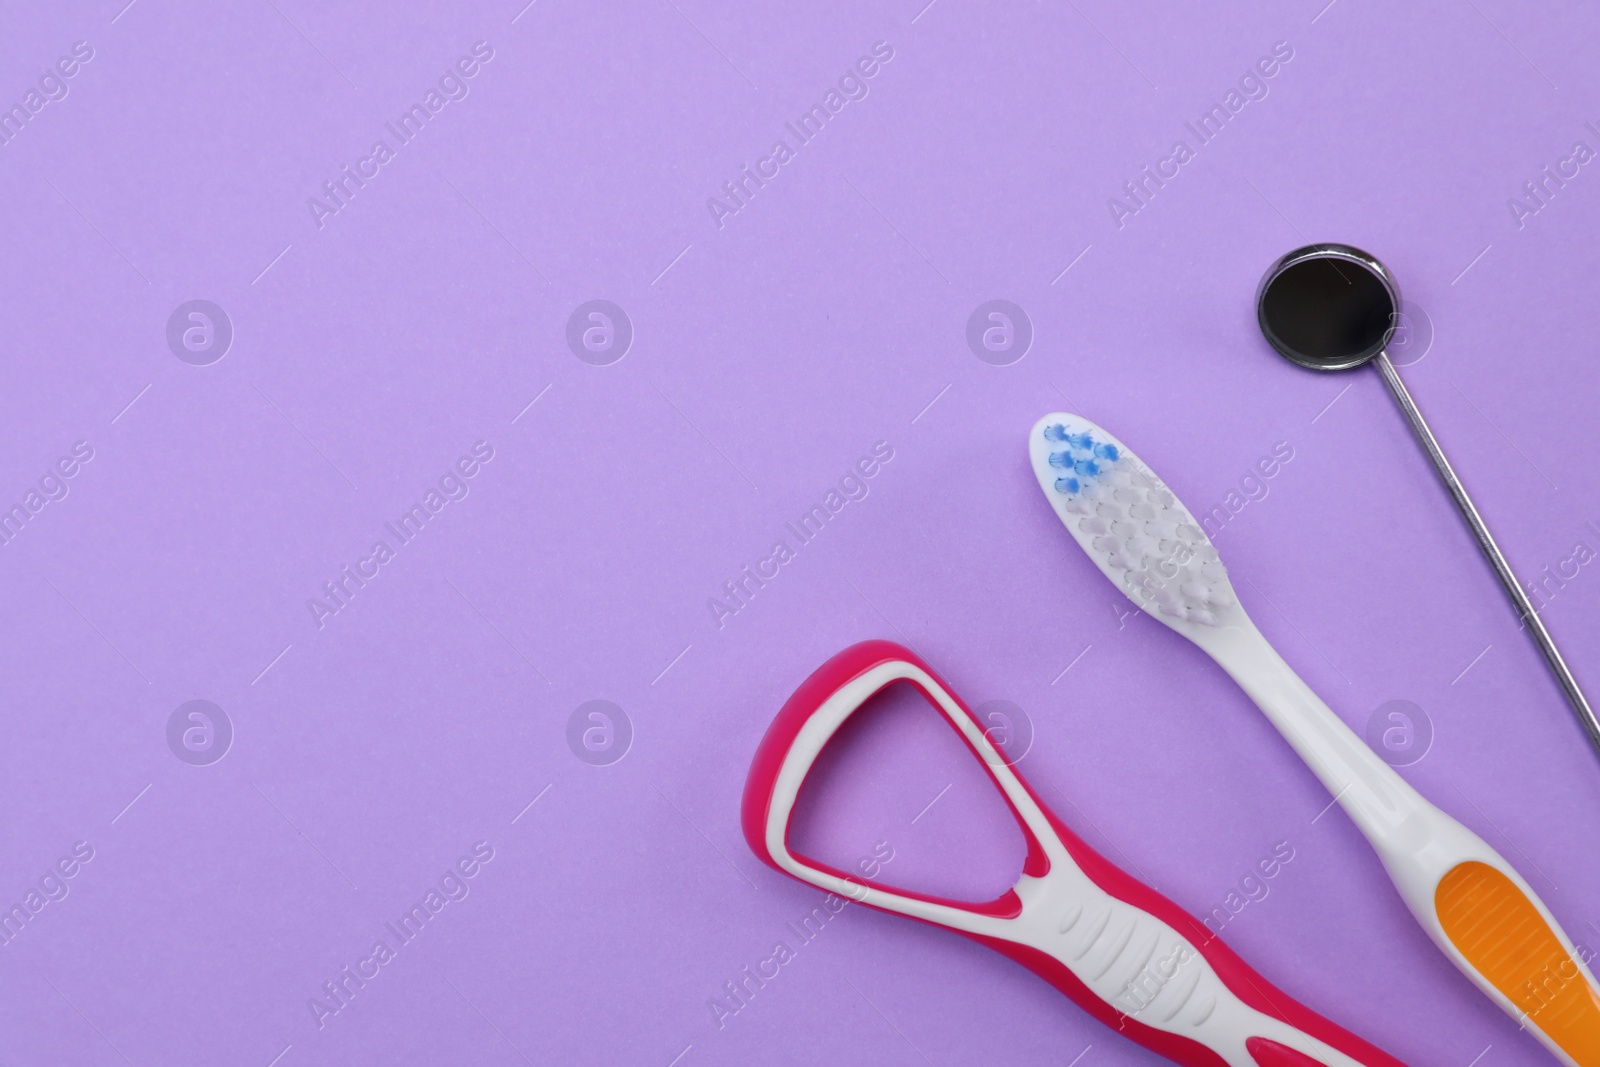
(1214, 626, 1600, 1066)
(1430, 858, 1600, 1067)
(1205, 625, 1426, 842)
(1373, 816, 1600, 1067)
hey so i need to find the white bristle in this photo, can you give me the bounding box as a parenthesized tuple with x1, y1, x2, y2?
(1030, 413, 1238, 629)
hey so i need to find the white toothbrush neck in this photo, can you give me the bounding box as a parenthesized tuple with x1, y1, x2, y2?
(1197, 620, 1430, 842)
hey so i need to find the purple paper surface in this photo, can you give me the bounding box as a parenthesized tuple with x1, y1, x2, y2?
(2, 1, 1598, 1064)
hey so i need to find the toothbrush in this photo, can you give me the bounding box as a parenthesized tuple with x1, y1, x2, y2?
(1028, 412, 1600, 1066)
(743, 639, 1411, 1067)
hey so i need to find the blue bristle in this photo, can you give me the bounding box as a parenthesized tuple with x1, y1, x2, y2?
(1041, 424, 1116, 495)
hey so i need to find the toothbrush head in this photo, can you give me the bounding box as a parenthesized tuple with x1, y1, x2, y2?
(1028, 413, 1241, 633)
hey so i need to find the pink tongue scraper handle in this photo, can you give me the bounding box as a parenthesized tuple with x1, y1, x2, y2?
(742, 640, 1411, 1067)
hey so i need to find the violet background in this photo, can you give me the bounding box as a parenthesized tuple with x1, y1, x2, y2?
(2, 1, 1598, 1064)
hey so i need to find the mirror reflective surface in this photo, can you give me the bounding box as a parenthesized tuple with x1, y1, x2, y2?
(1257, 245, 1399, 371)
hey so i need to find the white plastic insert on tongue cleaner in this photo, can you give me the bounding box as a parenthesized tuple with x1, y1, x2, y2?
(1027, 413, 1236, 629)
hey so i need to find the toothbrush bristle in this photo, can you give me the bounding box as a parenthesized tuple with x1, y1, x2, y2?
(1035, 418, 1236, 628)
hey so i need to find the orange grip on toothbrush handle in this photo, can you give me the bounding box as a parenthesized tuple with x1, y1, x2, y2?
(1435, 861, 1600, 1065)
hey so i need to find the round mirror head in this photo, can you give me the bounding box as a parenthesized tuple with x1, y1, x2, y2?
(1256, 244, 1400, 372)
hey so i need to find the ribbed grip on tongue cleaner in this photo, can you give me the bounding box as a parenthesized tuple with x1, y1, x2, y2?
(1028, 414, 1240, 632)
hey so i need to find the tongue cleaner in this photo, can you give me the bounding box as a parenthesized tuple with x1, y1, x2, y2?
(743, 640, 1410, 1067)
(1030, 412, 1600, 1067)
